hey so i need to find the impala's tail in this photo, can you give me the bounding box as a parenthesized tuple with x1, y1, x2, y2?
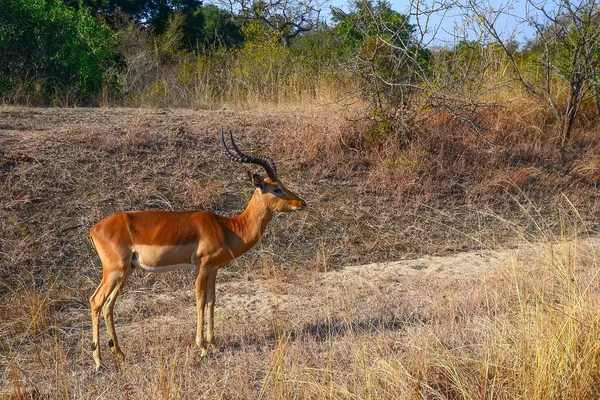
(89, 230, 99, 258)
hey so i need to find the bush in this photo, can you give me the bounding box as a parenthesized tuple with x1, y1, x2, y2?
(0, 0, 118, 105)
(331, 0, 432, 142)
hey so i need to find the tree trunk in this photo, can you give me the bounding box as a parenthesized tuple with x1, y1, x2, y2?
(593, 64, 600, 121)
(561, 77, 583, 147)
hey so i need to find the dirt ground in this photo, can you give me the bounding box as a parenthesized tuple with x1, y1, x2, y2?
(1, 106, 599, 398)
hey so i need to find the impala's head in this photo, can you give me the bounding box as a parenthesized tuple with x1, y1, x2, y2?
(221, 130, 306, 212)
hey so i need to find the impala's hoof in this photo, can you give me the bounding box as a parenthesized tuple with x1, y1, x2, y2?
(115, 350, 126, 362)
(93, 350, 102, 371)
(108, 341, 126, 361)
(200, 347, 208, 358)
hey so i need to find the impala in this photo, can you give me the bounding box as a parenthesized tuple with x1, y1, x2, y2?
(89, 130, 306, 370)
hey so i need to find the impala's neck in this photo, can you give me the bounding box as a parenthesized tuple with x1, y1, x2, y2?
(226, 190, 273, 255)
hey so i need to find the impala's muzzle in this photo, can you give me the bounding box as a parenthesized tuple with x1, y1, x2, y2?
(293, 198, 306, 211)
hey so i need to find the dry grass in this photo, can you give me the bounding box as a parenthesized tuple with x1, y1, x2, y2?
(1, 105, 600, 398)
(2, 224, 600, 398)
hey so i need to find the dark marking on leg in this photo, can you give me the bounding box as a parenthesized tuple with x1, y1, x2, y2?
(91, 342, 97, 351)
(108, 339, 114, 348)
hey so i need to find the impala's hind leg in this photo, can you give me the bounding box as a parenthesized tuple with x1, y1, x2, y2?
(90, 270, 121, 370)
(195, 267, 209, 357)
(103, 267, 131, 362)
(206, 269, 218, 351)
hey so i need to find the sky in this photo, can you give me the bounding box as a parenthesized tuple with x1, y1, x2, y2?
(322, 0, 540, 47)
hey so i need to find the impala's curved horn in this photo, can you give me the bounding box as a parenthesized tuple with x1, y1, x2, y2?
(221, 129, 278, 181)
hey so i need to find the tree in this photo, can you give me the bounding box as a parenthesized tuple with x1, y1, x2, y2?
(530, 0, 600, 141)
(63, 0, 166, 27)
(220, 0, 322, 46)
(66, 0, 243, 53)
(332, 0, 431, 137)
(179, 4, 243, 51)
(464, 0, 600, 145)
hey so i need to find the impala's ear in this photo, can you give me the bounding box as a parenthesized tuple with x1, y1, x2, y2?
(247, 170, 266, 190)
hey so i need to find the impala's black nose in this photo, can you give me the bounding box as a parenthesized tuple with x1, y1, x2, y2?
(301, 199, 307, 208)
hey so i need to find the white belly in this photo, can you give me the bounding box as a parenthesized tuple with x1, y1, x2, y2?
(132, 243, 198, 273)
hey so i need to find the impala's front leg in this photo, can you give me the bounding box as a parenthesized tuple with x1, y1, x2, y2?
(206, 269, 218, 350)
(195, 268, 209, 357)
(103, 273, 129, 362)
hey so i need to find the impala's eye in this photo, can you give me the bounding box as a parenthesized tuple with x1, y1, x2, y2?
(273, 187, 283, 194)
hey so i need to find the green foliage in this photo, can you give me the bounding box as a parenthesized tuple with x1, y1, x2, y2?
(333, 0, 413, 51)
(0, 0, 118, 103)
(525, 5, 600, 82)
(333, 1, 431, 91)
(66, 0, 243, 54)
(161, 2, 243, 52)
(181, 5, 243, 52)
(229, 22, 293, 101)
(64, 0, 189, 31)
(289, 25, 349, 86)
(290, 24, 345, 59)
(241, 20, 283, 47)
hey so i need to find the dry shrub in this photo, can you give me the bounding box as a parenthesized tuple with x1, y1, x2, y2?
(271, 107, 355, 176)
(572, 158, 600, 187)
(379, 102, 599, 209)
(488, 95, 559, 138)
(470, 166, 545, 202)
(368, 141, 432, 198)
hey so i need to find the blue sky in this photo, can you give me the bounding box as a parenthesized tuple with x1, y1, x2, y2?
(322, 0, 538, 47)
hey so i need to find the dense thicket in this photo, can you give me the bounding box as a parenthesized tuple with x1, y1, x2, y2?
(0, 0, 117, 104)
